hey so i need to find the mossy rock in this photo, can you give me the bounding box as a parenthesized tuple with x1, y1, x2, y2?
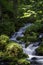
(5, 42, 28, 58)
(18, 59, 30, 65)
(0, 51, 4, 57)
(0, 35, 9, 50)
(5, 42, 23, 57)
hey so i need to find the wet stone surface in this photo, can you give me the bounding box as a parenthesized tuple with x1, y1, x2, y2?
(31, 62, 43, 65)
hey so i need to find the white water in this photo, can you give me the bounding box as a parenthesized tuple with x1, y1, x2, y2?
(10, 23, 32, 42)
(10, 23, 43, 65)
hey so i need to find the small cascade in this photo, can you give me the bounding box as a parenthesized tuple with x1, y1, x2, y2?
(10, 23, 43, 65)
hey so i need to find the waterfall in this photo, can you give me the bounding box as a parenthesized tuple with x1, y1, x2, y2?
(10, 23, 43, 65)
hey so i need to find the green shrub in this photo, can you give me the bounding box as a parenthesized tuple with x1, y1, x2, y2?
(25, 22, 43, 33)
(5, 42, 27, 58)
(18, 59, 30, 65)
(0, 35, 9, 50)
(23, 32, 39, 43)
(0, 42, 29, 65)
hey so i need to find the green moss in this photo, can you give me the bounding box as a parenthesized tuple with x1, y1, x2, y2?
(0, 35, 9, 50)
(0, 35, 9, 43)
(18, 59, 30, 65)
(0, 35, 30, 65)
(6, 42, 22, 50)
(0, 51, 4, 57)
(5, 42, 28, 58)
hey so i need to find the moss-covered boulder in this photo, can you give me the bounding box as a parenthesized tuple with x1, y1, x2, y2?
(5, 42, 23, 58)
(0, 35, 30, 65)
(18, 59, 30, 65)
(5, 42, 28, 58)
(0, 35, 9, 50)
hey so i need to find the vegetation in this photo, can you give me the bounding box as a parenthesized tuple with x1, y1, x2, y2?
(36, 41, 43, 56)
(0, 35, 9, 50)
(0, 0, 43, 65)
(21, 23, 43, 55)
(0, 0, 43, 36)
(0, 35, 29, 65)
(18, 22, 42, 46)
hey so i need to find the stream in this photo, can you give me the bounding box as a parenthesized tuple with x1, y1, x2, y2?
(10, 23, 43, 65)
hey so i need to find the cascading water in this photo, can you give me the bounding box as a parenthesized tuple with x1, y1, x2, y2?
(10, 23, 43, 65)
